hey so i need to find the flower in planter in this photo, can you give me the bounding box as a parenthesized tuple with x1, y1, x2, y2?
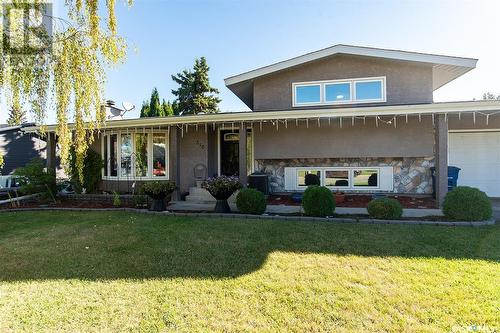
(142, 181, 176, 212)
(202, 175, 242, 200)
(142, 181, 176, 199)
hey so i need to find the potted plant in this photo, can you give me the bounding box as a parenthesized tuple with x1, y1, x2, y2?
(142, 181, 176, 211)
(203, 175, 242, 213)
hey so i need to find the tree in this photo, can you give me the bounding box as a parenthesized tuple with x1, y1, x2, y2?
(162, 99, 174, 116)
(483, 92, 500, 100)
(149, 87, 164, 117)
(140, 100, 150, 118)
(7, 104, 27, 125)
(140, 89, 175, 118)
(171, 57, 220, 115)
(0, 1, 132, 181)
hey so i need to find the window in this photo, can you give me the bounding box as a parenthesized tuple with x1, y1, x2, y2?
(325, 170, 349, 187)
(102, 131, 169, 179)
(325, 83, 351, 102)
(120, 134, 132, 177)
(135, 133, 148, 177)
(287, 167, 384, 191)
(295, 85, 321, 104)
(152, 133, 167, 177)
(355, 80, 383, 101)
(103, 136, 108, 177)
(353, 169, 378, 187)
(297, 170, 320, 187)
(293, 77, 385, 107)
(110, 134, 118, 176)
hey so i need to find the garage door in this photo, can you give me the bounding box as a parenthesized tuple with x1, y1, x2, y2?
(449, 131, 500, 197)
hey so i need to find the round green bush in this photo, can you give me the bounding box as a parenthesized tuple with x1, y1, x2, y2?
(302, 185, 335, 217)
(236, 188, 267, 215)
(367, 198, 403, 220)
(443, 186, 492, 221)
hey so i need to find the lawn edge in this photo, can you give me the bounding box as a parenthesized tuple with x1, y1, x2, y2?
(0, 207, 495, 227)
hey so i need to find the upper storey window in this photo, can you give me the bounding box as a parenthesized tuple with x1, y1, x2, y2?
(293, 76, 386, 107)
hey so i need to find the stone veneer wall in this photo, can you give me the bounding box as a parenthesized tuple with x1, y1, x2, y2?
(255, 157, 434, 194)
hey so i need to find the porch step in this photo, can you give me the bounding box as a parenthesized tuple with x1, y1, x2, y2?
(184, 186, 238, 203)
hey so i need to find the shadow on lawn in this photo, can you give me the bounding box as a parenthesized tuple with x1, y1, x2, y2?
(0, 211, 498, 281)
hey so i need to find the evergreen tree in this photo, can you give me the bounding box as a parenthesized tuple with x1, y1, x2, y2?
(7, 105, 27, 125)
(140, 100, 150, 118)
(171, 57, 220, 115)
(140, 88, 175, 118)
(162, 99, 174, 116)
(149, 87, 164, 117)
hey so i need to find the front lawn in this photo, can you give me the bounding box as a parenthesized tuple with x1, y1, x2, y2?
(0, 211, 498, 332)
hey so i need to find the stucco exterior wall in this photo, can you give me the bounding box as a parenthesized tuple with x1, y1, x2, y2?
(253, 55, 434, 111)
(253, 116, 434, 159)
(179, 129, 209, 193)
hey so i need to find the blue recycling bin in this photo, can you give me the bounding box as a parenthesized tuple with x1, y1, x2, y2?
(431, 166, 461, 198)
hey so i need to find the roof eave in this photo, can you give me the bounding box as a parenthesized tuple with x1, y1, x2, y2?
(23, 101, 500, 133)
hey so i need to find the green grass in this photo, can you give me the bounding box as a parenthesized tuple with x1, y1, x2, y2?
(0, 211, 498, 332)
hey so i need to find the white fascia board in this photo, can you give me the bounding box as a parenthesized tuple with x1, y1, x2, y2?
(224, 44, 477, 86)
(23, 101, 500, 133)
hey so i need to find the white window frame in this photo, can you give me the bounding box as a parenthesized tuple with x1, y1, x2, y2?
(292, 76, 386, 107)
(101, 129, 169, 181)
(293, 83, 323, 106)
(294, 167, 381, 191)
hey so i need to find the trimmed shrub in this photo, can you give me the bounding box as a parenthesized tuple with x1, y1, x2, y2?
(68, 148, 103, 193)
(304, 173, 320, 186)
(443, 186, 492, 221)
(302, 185, 335, 217)
(367, 198, 403, 220)
(236, 188, 267, 215)
(14, 158, 56, 196)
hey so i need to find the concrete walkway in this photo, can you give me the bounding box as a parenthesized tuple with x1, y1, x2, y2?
(168, 201, 443, 218)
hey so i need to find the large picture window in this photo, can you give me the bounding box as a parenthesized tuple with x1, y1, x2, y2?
(120, 134, 132, 177)
(102, 131, 169, 179)
(152, 133, 167, 177)
(293, 76, 386, 107)
(290, 167, 381, 190)
(135, 133, 148, 177)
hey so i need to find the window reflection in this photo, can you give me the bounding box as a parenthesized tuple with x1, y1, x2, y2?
(353, 169, 378, 187)
(325, 170, 349, 187)
(153, 133, 166, 177)
(120, 134, 132, 177)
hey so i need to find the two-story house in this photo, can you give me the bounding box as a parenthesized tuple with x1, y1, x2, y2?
(34, 45, 500, 204)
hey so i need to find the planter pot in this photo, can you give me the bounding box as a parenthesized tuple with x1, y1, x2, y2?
(335, 193, 345, 204)
(146, 193, 171, 212)
(214, 199, 231, 213)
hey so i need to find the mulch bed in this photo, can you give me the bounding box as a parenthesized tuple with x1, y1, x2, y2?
(267, 194, 436, 209)
(0, 198, 137, 210)
(1, 194, 436, 210)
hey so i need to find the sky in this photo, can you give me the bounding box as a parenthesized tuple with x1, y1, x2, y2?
(1, 0, 500, 123)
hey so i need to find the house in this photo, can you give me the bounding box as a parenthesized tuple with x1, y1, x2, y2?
(31, 45, 500, 204)
(0, 123, 46, 175)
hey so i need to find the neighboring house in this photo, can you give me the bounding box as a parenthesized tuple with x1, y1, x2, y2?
(29, 45, 500, 203)
(0, 123, 46, 175)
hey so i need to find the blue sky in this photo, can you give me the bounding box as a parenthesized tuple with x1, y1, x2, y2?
(2, 0, 500, 122)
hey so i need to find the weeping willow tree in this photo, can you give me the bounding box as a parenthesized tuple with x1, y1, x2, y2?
(0, 0, 132, 180)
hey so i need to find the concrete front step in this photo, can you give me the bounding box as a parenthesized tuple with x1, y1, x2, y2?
(185, 186, 238, 203)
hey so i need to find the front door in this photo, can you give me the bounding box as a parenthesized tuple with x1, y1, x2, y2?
(220, 130, 240, 176)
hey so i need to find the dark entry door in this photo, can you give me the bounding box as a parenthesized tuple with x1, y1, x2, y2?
(220, 130, 239, 176)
